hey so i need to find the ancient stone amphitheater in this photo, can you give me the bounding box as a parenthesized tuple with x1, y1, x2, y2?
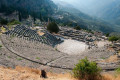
(0, 25, 119, 73)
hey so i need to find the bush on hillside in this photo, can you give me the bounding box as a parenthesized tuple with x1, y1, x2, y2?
(74, 26, 81, 30)
(1, 26, 6, 32)
(108, 36, 119, 42)
(106, 33, 110, 37)
(0, 19, 8, 25)
(8, 19, 21, 25)
(73, 58, 101, 80)
(116, 67, 120, 74)
(0, 45, 2, 48)
(47, 22, 59, 33)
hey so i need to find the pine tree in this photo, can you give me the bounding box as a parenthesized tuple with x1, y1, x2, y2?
(18, 11, 22, 22)
(39, 13, 42, 21)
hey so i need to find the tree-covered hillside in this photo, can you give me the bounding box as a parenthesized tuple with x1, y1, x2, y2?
(0, 0, 57, 21)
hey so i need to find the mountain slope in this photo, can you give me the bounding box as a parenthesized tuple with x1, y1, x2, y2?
(91, 0, 120, 20)
(54, 1, 93, 20)
(53, 1, 115, 33)
(98, 0, 120, 25)
(0, 0, 57, 19)
(93, 0, 120, 32)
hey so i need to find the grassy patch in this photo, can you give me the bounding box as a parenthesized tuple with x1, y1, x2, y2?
(55, 48, 58, 51)
(8, 56, 11, 58)
(0, 45, 2, 48)
(116, 67, 120, 74)
(1, 26, 6, 33)
(17, 58, 23, 61)
(36, 57, 40, 60)
(34, 24, 39, 26)
(10, 34, 15, 39)
(8, 19, 21, 25)
(101, 57, 106, 59)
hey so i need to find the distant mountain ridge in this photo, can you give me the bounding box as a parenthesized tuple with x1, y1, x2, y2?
(55, 1, 93, 20)
(0, 0, 118, 33)
(98, 0, 120, 25)
(53, 1, 116, 33)
(91, 0, 120, 32)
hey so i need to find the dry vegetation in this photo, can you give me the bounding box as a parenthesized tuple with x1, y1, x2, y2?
(100, 55, 119, 62)
(37, 31, 45, 36)
(0, 66, 120, 80)
(0, 66, 76, 80)
(103, 74, 120, 80)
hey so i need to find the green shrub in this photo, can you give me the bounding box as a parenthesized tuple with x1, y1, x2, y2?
(106, 33, 110, 37)
(17, 58, 23, 61)
(0, 45, 2, 48)
(8, 19, 21, 25)
(73, 58, 101, 80)
(8, 56, 11, 58)
(36, 57, 40, 60)
(0, 19, 8, 25)
(74, 26, 81, 30)
(47, 22, 59, 33)
(116, 67, 120, 74)
(108, 36, 119, 42)
(34, 24, 39, 26)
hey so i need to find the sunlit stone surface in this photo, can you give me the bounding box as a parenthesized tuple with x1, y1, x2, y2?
(57, 39, 88, 55)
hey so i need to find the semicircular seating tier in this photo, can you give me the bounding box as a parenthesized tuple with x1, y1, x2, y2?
(4, 25, 62, 47)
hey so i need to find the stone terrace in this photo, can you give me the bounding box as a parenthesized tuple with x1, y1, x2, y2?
(0, 26, 119, 72)
(5, 25, 62, 47)
(58, 27, 103, 49)
(0, 34, 117, 70)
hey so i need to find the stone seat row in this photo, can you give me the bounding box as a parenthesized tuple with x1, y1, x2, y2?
(5, 25, 61, 46)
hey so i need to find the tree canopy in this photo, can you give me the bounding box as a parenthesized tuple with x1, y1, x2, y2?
(47, 22, 59, 33)
(74, 26, 81, 30)
(0, 19, 8, 25)
(108, 36, 119, 42)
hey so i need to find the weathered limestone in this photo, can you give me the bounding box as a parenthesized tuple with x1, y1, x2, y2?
(4, 25, 62, 47)
(0, 26, 119, 72)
